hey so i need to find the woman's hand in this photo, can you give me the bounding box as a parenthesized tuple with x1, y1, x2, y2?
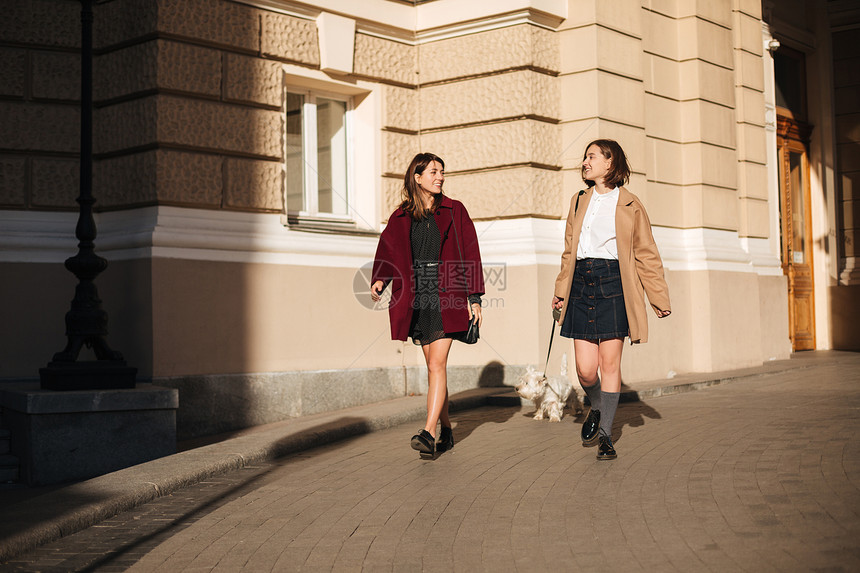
(552, 296, 564, 310)
(370, 280, 385, 302)
(655, 309, 671, 318)
(470, 302, 483, 327)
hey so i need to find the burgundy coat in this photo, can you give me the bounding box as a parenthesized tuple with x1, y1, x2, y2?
(372, 196, 484, 341)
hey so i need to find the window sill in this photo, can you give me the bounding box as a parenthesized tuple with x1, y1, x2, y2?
(281, 214, 378, 237)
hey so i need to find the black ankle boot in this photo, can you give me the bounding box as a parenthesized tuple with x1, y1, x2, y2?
(596, 434, 617, 460)
(437, 426, 454, 452)
(411, 429, 435, 457)
(581, 409, 600, 444)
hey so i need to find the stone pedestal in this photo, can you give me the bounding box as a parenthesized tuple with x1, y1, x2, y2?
(0, 383, 178, 486)
(40, 361, 137, 390)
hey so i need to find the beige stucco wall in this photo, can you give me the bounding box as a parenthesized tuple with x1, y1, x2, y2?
(0, 259, 153, 379)
(379, 23, 562, 221)
(149, 257, 562, 378)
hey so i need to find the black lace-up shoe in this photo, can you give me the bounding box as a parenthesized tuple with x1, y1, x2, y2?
(411, 429, 435, 458)
(597, 435, 617, 460)
(581, 409, 600, 444)
(437, 426, 454, 452)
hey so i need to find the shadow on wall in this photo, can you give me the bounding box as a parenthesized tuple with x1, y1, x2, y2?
(477, 360, 505, 387)
(140, 3, 285, 439)
(830, 285, 860, 350)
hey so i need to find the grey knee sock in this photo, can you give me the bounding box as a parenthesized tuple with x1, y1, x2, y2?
(581, 378, 601, 411)
(599, 391, 620, 438)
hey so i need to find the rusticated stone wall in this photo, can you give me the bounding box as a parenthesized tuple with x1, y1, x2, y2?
(90, 0, 320, 212)
(636, 1, 765, 235)
(0, 0, 327, 213)
(1, 1, 565, 221)
(361, 24, 563, 221)
(733, 1, 769, 238)
(556, 1, 768, 233)
(413, 25, 562, 220)
(0, 0, 82, 210)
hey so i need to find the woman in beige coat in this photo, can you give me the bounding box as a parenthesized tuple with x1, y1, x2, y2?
(552, 139, 671, 460)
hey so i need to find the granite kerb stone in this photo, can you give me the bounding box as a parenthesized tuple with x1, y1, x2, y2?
(487, 355, 821, 408)
(627, 359, 821, 400)
(0, 387, 499, 563)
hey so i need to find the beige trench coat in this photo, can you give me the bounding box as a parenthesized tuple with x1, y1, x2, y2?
(554, 186, 671, 344)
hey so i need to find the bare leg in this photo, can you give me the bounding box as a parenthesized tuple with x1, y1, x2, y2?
(596, 338, 624, 392)
(440, 386, 451, 428)
(574, 339, 610, 445)
(422, 337, 453, 438)
(573, 339, 600, 385)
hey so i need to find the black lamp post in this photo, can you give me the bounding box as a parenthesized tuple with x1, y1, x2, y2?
(39, 0, 136, 390)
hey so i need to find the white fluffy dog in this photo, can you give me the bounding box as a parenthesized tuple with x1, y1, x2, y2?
(515, 365, 582, 422)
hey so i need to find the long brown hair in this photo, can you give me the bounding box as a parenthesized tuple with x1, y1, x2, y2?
(581, 139, 630, 189)
(401, 152, 444, 220)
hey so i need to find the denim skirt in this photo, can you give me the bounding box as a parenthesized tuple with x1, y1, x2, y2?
(560, 258, 630, 340)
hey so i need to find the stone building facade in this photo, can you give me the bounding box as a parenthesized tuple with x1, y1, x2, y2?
(1, 0, 857, 439)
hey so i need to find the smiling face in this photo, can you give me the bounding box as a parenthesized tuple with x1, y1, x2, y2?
(414, 160, 444, 201)
(582, 144, 612, 185)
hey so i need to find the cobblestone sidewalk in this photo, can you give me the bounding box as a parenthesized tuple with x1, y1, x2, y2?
(1, 352, 858, 572)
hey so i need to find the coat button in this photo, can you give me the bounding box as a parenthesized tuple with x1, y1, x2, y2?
(441, 288, 446, 292)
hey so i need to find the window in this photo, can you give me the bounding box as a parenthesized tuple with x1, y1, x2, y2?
(286, 89, 352, 222)
(773, 46, 807, 122)
(281, 65, 378, 233)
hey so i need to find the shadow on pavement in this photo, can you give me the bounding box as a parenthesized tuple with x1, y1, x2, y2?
(448, 361, 517, 446)
(614, 397, 662, 442)
(449, 407, 517, 448)
(70, 466, 273, 573)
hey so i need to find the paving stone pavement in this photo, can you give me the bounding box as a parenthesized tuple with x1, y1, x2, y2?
(1, 353, 859, 572)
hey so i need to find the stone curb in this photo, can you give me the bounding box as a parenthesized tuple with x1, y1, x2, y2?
(0, 387, 494, 563)
(0, 356, 825, 563)
(488, 358, 815, 408)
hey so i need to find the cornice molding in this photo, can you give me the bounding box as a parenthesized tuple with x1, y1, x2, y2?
(0, 208, 783, 277)
(236, 0, 567, 44)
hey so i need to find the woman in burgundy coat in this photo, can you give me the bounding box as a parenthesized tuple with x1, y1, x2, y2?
(371, 153, 484, 458)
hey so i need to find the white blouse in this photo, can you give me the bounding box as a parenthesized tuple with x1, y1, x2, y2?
(576, 186, 619, 260)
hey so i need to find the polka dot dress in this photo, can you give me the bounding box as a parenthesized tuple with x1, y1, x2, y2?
(409, 214, 446, 346)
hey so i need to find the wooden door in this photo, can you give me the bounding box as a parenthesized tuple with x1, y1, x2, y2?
(776, 115, 815, 351)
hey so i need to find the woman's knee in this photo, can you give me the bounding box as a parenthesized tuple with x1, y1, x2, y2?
(576, 365, 599, 385)
(597, 341, 623, 372)
(427, 361, 447, 376)
(425, 353, 449, 375)
(598, 356, 622, 375)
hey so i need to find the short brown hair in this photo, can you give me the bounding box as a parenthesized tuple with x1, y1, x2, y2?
(581, 139, 630, 189)
(401, 152, 445, 220)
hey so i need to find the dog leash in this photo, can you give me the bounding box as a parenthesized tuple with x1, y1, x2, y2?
(541, 307, 562, 378)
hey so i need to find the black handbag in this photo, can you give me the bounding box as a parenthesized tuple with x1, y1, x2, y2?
(463, 316, 479, 344)
(451, 214, 480, 345)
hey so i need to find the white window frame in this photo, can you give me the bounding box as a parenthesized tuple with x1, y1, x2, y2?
(287, 88, 352, 221)
(282, 65, 379, 233)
